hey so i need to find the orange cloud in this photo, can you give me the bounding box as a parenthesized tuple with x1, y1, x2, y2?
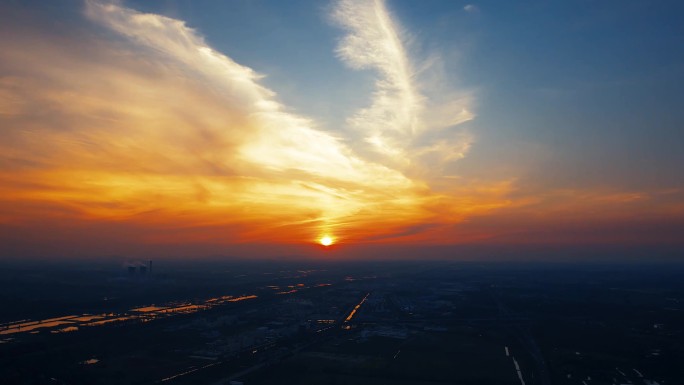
(0, 1, 478, 252)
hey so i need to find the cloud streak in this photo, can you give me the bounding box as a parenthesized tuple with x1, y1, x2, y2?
(4, 0, 467, 250)
(332, 0, 474, 172)
(3, 1, 677, 259)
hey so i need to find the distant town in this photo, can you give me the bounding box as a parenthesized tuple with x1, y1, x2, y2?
(1, 260, 681, 384)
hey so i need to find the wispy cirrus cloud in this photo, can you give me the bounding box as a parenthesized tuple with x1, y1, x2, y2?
(332, 0, 474, 173)
(83, 1, 405, 188)
(3, 0, 602, 258)
(4, 0, 469, 250)
(464, 4, 479, 14)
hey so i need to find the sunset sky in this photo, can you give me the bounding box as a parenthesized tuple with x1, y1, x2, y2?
(1, 0, 683, 260)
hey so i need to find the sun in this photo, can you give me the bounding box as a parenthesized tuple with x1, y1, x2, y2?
(319, 235, 334, 246)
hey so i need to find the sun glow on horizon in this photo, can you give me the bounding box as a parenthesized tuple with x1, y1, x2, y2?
(319, 236, 334, 247)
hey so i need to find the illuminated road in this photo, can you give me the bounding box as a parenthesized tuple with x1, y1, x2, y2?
(0, 295, 258, 338)
(343, 292, 370, 325)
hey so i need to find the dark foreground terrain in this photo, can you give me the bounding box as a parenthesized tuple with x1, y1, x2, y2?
(1, 259, 682, 385)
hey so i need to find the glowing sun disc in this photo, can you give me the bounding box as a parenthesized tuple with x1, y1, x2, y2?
(319, 236, 334, 246)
